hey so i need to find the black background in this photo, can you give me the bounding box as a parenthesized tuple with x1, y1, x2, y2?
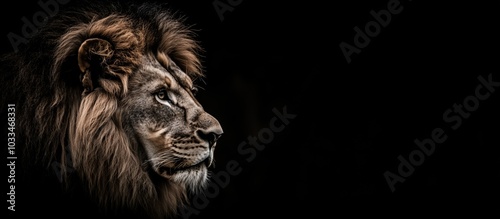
(2, 0, 499, 218)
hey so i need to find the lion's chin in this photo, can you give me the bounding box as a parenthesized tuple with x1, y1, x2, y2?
(155, 162, 210, 192)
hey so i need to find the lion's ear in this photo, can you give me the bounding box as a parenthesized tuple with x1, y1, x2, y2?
(77, 38, 114, 94)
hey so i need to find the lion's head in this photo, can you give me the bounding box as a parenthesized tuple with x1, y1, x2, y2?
(1, 1, 222, 218)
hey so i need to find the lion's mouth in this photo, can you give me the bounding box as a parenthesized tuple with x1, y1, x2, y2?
(156, 157, 212, 177)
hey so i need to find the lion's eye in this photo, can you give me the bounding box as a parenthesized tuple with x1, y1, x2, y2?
(155, 90, 174, 107)
(157, 90, 167, 100)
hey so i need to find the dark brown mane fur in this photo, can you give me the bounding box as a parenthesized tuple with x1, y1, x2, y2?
(1, 1, 204, 218)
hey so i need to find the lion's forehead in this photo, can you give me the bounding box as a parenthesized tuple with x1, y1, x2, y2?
(132, 55, 193, 91)
(157, 53, 194, 90)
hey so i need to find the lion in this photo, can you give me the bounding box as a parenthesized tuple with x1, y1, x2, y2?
(1, 1, 222, 218)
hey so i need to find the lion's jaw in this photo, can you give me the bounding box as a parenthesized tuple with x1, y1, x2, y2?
(140, 130, 215, 192)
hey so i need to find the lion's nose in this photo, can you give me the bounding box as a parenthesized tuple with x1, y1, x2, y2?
(196, 127, 223, 149)
(193, 111, 223, 148)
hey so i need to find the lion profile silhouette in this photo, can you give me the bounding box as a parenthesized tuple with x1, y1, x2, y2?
(1, 1, 222, 218)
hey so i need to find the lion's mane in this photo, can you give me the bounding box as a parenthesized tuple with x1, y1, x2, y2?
(1, 1, 204, 218)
